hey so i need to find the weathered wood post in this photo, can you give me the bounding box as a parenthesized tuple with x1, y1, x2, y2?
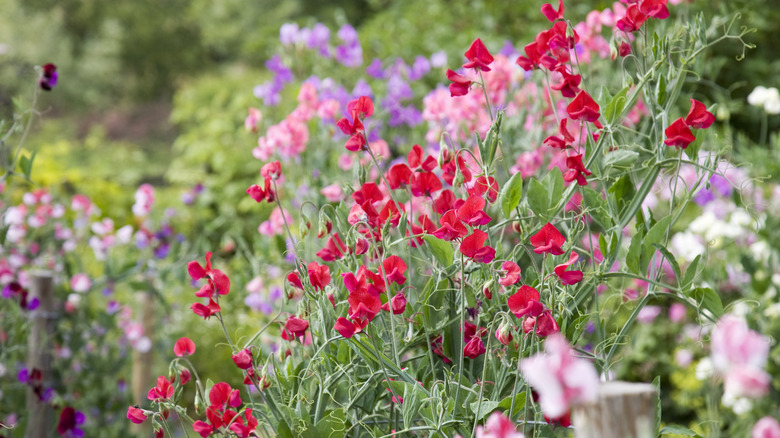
(25, 271, 55, 438)
(573, 381, 657, 438)
(131, 291, 155, 436)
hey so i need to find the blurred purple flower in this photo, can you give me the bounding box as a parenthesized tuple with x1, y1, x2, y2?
(408, 56, 431, 81)
(366, 58, 385, 79)
(430, 51, 448, 68)
(307, 23, 331, 56)
(499, 40, 517, 57)
(337, 24, 358, 44)
(352, 79, 373, 99)
(265, 55, 293, 83)
(279, 23, 300, 45)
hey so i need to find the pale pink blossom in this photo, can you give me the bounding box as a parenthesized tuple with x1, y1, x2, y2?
(669, 303, 686, 322)
(753, 417, 780, 438)
(316, 99, 340, 121)
(245, 108, 262, 132)
(70, 273, 91, 293)
(132, 184, 155, 217)
(711, 314, 770, 400)
(258, 207, 293, 236)
(520, 334, 599, 419)
(472, 411, 525, 438)
(320, 184, 344, 202)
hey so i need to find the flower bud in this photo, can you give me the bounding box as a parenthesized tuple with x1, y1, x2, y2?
(495, 322, 513, 346)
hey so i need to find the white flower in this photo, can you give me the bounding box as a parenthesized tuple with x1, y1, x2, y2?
(695, 357, 714, 380)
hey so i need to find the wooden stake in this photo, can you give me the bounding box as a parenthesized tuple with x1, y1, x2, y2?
(25, 271, 55, 438)
(573, 381, 657, 438)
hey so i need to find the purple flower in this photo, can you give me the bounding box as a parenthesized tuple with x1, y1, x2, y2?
(336, 43, 363, 68)
(408, 55, 431, 81)
(265, 55, 293, 83)
(352, 79, 373, 99)
(18, 368, 29, 383)
(307, 23, 331, 56)
(366, 58, 385, 79)
(499, 40, 517, 57)
(39, 63, 58, 91)
(430, 51, 448, 69)
(337, 24, 359, 45)
(279, 23, 300, 45)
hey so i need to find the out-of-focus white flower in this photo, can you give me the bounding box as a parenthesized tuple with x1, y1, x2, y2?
(671, 231, 705, 262)
(748, 86, 780, 114)
(695, 357, 714, 380)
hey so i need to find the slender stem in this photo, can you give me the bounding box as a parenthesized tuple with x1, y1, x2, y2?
(453, 253, 467, 415)
(477, 71, 494, 121)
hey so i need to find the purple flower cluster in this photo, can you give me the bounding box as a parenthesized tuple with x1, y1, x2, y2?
(254, 55, 294, 106)
(335, 24, 363, 68)
(280, 23, 331, 56)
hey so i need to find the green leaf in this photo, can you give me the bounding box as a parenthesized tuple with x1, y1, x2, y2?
(626, 233, 642, 275)
(608, 175, 635, 218)
(470, 400, 500, 421)
(689, 287, 724, 317)
(497, 392, 526, 417)
(527, 178, 549, 218)
(315, 409, 347, 438)
(653, 244, 681, 283)
(424, 235, 454, 267)
(547, 167, 565, 206)
(582, 187, 613, 229)
(681, 255, 701, 290)
(602, 149, 639, 171)
(684, 133, 703, 161)
(640, 216, 673, 275)
(653, 376, 662, 434)
(19, 151, 36, 178)
(499, 172, 524, 219)
(656, 74, 668, 106)
(604, 86, 629, 125)
(660, 425, 701, 437)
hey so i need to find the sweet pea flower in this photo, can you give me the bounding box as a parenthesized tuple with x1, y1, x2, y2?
(174, 337, 196, 357)
(520, 334, 598, 419)
(710, 314, 771, 401)
(70, 273, 91, 293)
(753, 417, 780, 438)
(126, 406, 148, 424)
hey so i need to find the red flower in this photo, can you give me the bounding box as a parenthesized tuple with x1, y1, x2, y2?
(495, 324, 514, 346)
(554, 252, 584, 285)
(316, 233, 349, 261)
(563, 154, 592, 186)
(287, 271, 303, 289)
(567, 90, 601, 122)
(282, 316, 309, 341)
(616, 4, 648, 33)
(541, 0, 565, 22)
(457, 195, 492, 226)
(499, 261, 522, 286)
(247, 180, 274, 203)
(209, 382, 242, 410)
(188, 252, 231, 297)
(407, 144, 438, 171)
(463, 38, 495, 72)
(232, 348, 253, 370)
(260, 161, 282, 181)
(127, 406, 147, 424)
(544, 118, 576, 150)
(334, 317, 357, 338)
(191, 298, 221, 319)
(551, 66, 581, 98)
(382, 292, 407, 314)
(523, 310, 560, 337)
(447, 69, 473, 97)
(174, 337, 196, 357)
(508, 285, 544, 317)
(180, 368, 191, 385)
(229, 408, 259, 438)
(382, 256, 407, 285)
(433, 210, 469, 241)
(460, 229, 496, 263)
(530, 223, 566, 255)
(516, 42, 555, 71)
(434, 190, 456, 214)
(352, 182, 384, 205)
(467, 176, 500, 203)
(387, 163, 413, 189)
(664, 117, 696, 148)
(464, 337, 487, 358)
(638, 0, 669, 19)
(337, 96, 374, 152)
(431, 335, 452, 363)
(307, 261, 331, 291)
(684, 99, 715, 129)
(410, 172, 443, 197)
(147, 376, 174, 401)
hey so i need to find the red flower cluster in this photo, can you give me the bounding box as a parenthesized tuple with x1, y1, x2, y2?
(337, 96, 374, 151)
(664, 99, 715, 149)
(617, 0, 670, 33)
(192, 383, 258, 438)
(464, 321, 488, 359)
(188, 252, 231, 319)
(333, 256, 408, 338)
(247, 161, 282, 203)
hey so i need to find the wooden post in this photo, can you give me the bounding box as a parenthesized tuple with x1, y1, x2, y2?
(25, 271, 55, 438)
(572, 381, 657, 438)
(131, 291, 155, 436)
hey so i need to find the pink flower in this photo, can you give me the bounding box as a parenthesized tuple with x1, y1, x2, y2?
(232, 348, 253, 370)
(464, 336, 486, 359)
(174, 337, 196, 357)
(711, 314, 770, 400)
(753, 417, 780, 438)
(126, 406, 147, 424)
(476, 411, 525, 438)
(132, 184, 155, 217)
(520, 334, 598, 419)
(244, 107, 262, 132)
(70, 273, 91, 293)
(321, 183, 344, 202)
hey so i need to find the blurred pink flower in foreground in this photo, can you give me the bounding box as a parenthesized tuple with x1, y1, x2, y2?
(520, 333, 598, 419)
(754, 417, 780, 438)
(456, 411, 524, 438)
(710, 314, 770, 400)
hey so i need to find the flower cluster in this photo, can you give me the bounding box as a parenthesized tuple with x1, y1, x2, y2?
(664, 99, 715, 149)
(187, 252, 231, 319)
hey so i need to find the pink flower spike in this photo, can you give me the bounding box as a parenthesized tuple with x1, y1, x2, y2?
(173, 337, 196, 357)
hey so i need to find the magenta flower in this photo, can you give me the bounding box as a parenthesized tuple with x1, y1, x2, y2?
(710, 314, 770, 400)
